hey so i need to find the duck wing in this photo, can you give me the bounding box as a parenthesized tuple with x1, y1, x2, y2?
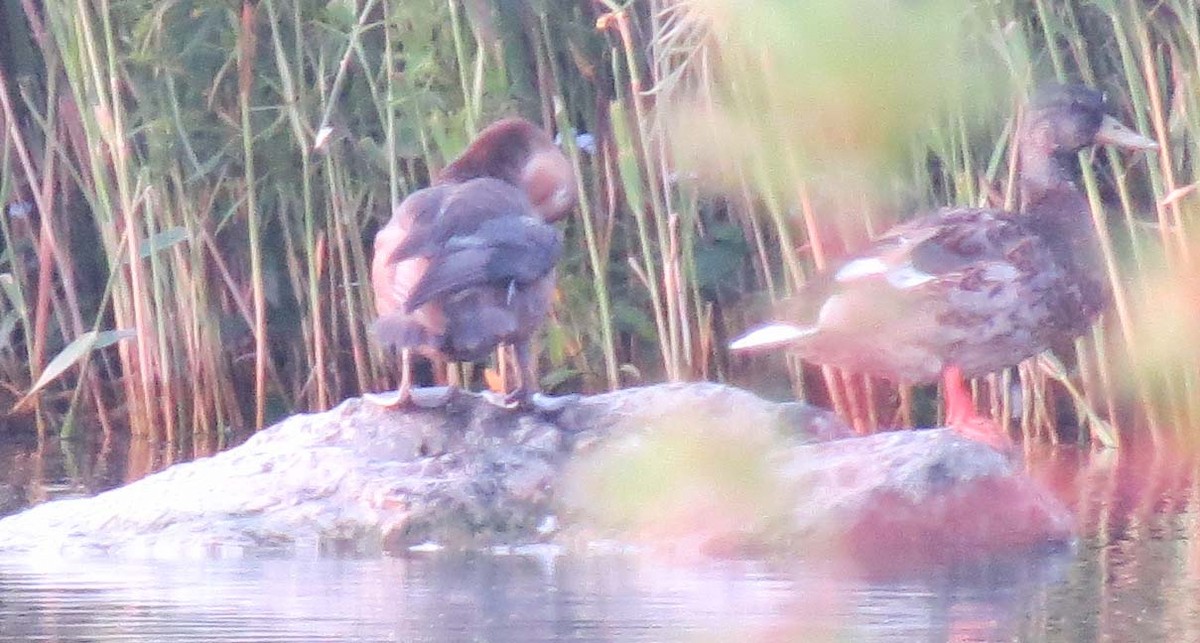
(403, 191, 563, 313)
(386, 178, 532, 264)
(757, 208, 1032, 326)
(836, 207, 1031, 287)
(733, 207, 1068, 381)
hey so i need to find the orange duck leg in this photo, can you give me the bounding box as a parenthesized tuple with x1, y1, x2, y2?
(942, 365, 1013, 453)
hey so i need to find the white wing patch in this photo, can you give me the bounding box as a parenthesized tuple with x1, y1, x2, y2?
(729, 323, 816, 350)
(836, 257, 935, 290)
(884, 265, 937, 289)
(836, 251, 936, 290)
(835, 257, 888, 282)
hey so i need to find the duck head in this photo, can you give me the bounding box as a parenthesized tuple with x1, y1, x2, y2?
(1018, 84, 1157, 201)
(1023, 84, 1158, 155)
(437, 117, 578, 222)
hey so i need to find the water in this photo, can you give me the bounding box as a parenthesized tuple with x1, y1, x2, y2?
(0, 550, 1072, 641)
(0, 437, 1197, 642)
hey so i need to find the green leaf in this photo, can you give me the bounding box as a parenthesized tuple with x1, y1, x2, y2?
(137, 227, 191, 260)
(22, 329, 136, 401)
(539, 366, 578, 391)
(612, 300, 656, 340)
(0, 273, 25, 317)
(0, 310, 19, 350)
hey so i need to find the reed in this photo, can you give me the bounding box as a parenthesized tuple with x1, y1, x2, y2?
(0, 0, 1193, 446)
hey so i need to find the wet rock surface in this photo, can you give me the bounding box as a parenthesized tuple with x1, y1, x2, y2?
(0, 383, 1071, 560)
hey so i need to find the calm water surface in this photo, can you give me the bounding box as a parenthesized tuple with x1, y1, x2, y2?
(0, 436, 1197, 642)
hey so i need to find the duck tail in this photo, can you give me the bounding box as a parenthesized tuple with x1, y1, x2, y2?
(728, 323, 817, 351)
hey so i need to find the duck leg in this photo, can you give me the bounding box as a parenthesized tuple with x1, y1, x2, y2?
(481, 340, 575, 413)
(942, 365, 1012, 452)
(364, 348, 457, 409)
(505, 341, 539, 407)
(479, 344, 521, 410)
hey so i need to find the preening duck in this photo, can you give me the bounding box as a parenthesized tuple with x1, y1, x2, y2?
(368, 118, 577, 410)
(730, 84, 1158, 450)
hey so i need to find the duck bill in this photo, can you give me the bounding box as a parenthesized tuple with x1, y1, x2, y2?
(1094, 115, 1158, 150)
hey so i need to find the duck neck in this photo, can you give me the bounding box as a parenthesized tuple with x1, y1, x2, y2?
(1016, 130, 1109, 314)
(1018, 140, 1083, 215)
(1017, 126, 1095, 247)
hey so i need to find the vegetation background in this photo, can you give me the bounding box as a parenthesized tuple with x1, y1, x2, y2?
(0, 0, 1194, 453)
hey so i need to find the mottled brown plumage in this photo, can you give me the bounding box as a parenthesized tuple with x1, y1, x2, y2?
(731, 84, 1158, 449)
(369, 118, 577, 409)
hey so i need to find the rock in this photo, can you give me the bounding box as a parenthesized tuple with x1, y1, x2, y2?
(0, 383, 1070, 563)
(782, 430, 1074, 568)
(0, 483, 23, 517)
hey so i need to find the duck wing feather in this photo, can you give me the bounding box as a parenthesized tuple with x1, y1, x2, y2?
(398, 179, 563, 313)
(736, 207, 1076, 381)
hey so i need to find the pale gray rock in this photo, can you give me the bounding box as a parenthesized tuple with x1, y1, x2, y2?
(0, 383, 1070, 561)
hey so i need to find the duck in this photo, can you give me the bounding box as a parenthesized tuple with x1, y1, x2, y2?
(729, 84, 1158, 450)
(367, 117, 577, 410)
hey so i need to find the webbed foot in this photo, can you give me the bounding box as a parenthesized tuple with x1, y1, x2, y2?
(410, 386, 458, 408)
(481, 390, 521, 410)
(527, 392, 579, 415)
(481, 388, 579, 416)
(364, 386, 457, 410)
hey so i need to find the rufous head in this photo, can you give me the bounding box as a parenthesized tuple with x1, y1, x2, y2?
(437, 118, 578, 222)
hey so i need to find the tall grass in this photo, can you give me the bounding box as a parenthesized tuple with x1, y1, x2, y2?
(0, 0, 1193, 447)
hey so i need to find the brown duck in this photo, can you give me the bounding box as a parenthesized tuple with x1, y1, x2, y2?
(730, 84, 1158, 450)
(368, 118, 576, 410)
